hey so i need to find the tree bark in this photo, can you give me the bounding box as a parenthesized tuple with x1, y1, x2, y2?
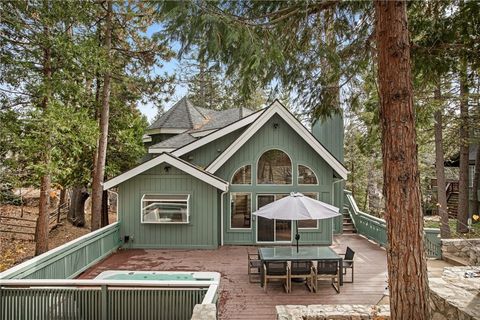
(91, 0, 113, 231)
(35, 1, 52, 255)
(101, 190, 109, 227)
(472, 146, 480, 218)
(56, 187, 66, 223)
(374, 1, 430, 319)
(457, 58, 469, 233)
(68, 186, 88, 227)
(434, 86, 451, 238)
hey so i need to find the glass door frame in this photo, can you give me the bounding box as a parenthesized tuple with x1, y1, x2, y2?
(255, 193, 293, 244)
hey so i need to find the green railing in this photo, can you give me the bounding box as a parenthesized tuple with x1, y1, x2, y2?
(0, 280, 207, 320)
(344, 190, 442, 258)
(0, 222, 121, 280)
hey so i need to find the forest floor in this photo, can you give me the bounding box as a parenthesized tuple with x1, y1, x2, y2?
(0, 203, 117, 272)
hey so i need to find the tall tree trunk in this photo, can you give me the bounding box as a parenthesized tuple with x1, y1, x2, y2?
(101, 190, 109, 227)
(457, 58, 469, 233)
(35, 2, 52, 255)
(434, 86, 451, 238)
(472, 146, 480, 218)
(375, 2, 430, 319)
(68, 186, 88, 227)
(56, 187, 66, 223)
(91, 0, 113, 231)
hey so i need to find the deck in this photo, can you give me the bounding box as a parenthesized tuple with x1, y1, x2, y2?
(79, 235, 389, 319)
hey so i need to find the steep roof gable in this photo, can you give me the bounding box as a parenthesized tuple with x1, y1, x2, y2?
(103, 153, 228, 191)
(205, 100, 348, 180)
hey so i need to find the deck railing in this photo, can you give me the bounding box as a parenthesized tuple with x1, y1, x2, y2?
(0, 279, 214, 320)
(344, 190, 442, 258)
(0, 222, 121, 280)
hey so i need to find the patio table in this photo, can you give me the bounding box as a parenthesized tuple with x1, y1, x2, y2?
(258, 246, 343, 287)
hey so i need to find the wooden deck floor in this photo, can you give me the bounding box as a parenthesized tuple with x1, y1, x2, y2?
(79, 235, 389, 319)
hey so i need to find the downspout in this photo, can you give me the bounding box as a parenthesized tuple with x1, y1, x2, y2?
(220, 188, 228, 246)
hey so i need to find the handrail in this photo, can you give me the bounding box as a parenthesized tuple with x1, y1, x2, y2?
(344, 190, 441, 258)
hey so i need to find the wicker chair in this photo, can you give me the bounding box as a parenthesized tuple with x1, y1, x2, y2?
(309, 260, 340, 293)
(263, 261, 290, 293)
(289, 261, 314, 292)
(248, 253, 261, 283)
(340, 247, 355, 283)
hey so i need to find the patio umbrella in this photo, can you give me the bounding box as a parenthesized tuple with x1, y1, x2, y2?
(252, 192, 341, 252)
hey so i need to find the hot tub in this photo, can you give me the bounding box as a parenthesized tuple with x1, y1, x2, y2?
(94, 270, 220, 287)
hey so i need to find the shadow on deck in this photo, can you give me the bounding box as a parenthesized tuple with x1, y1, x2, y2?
(79, 234, 389, 320)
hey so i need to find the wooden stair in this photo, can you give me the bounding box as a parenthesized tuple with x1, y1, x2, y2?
(447, 192, 459, 218)
(342, 208, 357, 234)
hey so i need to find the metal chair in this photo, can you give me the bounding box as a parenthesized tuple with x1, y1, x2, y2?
(310, 260, 340, 293)
(289, 261, 314, 292)
(248, 253, 261, 283)
(263, 261, 290, 293)
(340, 247, 355, 283)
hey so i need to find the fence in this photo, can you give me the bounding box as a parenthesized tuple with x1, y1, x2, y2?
(0, 279, 213, 320)
(0, 222, 121, 280)
(344, 190, 442, 258)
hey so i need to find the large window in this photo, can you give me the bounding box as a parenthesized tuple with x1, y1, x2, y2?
(141, 194, 189, 224)
(230, 193, 251, 228)
(298, 165, 318, 185)
(257, 194, 291, 242)
(298, 193, 319, 229)
(257, 149, 292, 184)
(232, 165, 252, 185)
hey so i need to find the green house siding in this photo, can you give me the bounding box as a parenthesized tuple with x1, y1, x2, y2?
(117, 164, 219, 249)
(215, 114, 337, 245)
(182, 128, 245, 168)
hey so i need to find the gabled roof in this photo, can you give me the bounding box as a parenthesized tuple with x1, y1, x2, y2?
(103, 153, 229, 191)
(205, 100, 348, 180)
(149, 108, 264, 154)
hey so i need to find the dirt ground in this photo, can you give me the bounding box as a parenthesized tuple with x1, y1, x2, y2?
(0, 202, 117, 272)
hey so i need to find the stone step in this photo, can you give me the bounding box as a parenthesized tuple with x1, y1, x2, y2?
(442, 253, 469, 266)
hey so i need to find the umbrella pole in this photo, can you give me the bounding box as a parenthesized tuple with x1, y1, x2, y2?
(295, 221, 300, 253)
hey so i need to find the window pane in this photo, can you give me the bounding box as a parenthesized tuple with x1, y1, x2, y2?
(231, 193, 251, 228)
(232, 165, 251, 184)
(142, 195, 189, 223)
(298, 165, 318, 185)
(257, 195, 275, 241)
(298, 193, 318, 228)
(257, 150, 292, 184)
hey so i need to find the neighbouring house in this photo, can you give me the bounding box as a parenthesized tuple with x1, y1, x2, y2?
(104, 98, 347, 249)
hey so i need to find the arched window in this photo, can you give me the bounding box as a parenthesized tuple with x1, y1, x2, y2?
(232, 165, 251, 184)
(298, 165, 318, 185)
(257, 149, 292, 184)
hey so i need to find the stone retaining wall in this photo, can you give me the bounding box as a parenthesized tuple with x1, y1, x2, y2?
(190, 304, 217, 320)
(441, 238, 480, 265)
(276, 304, 390, 320)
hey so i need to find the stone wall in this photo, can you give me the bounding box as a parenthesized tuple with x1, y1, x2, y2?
(276, 305, 390, 320)
(441, 238, 480, 265)
(190, 304, 217, 320)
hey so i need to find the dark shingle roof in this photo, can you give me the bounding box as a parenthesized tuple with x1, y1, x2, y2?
(148, 97, 257, 150)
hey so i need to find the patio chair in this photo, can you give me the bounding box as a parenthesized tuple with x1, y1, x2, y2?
(263, 261, 290, 293)
(248, 252, 261, 283)
(309, 260, 340, 293)
(289, 261, 314, 292)
(340, 247, 355, 283)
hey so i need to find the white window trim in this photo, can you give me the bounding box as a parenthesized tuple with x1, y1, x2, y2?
(231, 164, 253, 186)
(297, 164, 319, 186)
(229, 192, 253, 230)
(297, 192, 319, 230)
(256, 148, 293, 186)
(140, 194, 190, 224)
(255, 194, 293, 244)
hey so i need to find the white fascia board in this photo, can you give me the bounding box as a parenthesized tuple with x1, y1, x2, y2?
(146, 128, 188, 135)
(148, 147, 176, 154)
(171, 110, 263, 158)
(189, 129, 216, 138)
(103, 153, 228, 191)
(142, 135, 152, 142)
(206, 101, 348, 180)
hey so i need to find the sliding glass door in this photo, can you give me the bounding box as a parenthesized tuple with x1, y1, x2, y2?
(256, 194, 291, 243)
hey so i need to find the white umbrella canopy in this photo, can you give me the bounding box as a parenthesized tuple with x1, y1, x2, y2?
(252, 192, 340, 220)
(252, 192, 341, 252)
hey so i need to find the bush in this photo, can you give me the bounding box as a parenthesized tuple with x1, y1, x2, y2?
(0, 183, 23, 205)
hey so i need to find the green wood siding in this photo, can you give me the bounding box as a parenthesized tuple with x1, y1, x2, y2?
(215, 114, 336, 245)
(311, 114, 344, 165)
(181, 128, 245, 168)
(118, 164, 219, 249)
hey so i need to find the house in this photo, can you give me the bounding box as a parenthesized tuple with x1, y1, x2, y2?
(103, 98, 347, 249)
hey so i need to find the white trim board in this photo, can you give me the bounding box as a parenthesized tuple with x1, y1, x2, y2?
(206, 100, 348, 180)
(103, 153, 229, 191)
